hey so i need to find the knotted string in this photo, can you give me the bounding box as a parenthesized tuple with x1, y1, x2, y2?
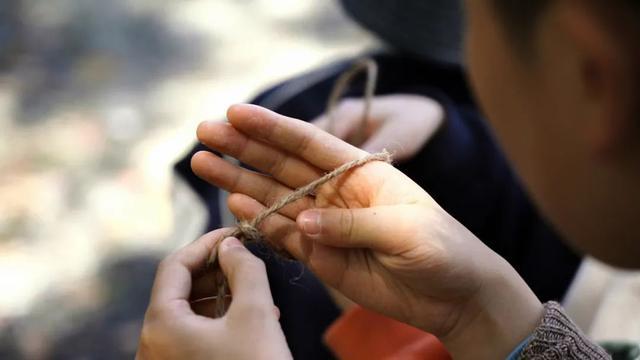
(207, 58, 385, 317)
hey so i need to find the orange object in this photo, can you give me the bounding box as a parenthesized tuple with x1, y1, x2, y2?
(324, 306, 452, 360)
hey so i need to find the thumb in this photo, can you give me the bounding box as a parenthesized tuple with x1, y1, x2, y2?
(296, 205, 421, 254)
(217, 237, 274, 312)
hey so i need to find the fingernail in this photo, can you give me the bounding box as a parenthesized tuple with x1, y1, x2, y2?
(220, 237, 243, 251)
(300, 211, 321, 236)
(196, 120, 215, 135)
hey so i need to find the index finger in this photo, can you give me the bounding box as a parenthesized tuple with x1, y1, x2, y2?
(148, 228, 231, 308)
(227, 104, 368, 171)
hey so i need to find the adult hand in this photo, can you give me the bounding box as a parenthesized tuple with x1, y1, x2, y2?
(192, 104, 542, 359)
(313, 94, 445, 162)
(136, 229, 292, 360)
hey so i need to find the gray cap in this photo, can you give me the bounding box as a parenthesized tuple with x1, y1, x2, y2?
(339, 0, 464, 64)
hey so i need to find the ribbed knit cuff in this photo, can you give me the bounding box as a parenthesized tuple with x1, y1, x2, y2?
(520, 302, 611, 359)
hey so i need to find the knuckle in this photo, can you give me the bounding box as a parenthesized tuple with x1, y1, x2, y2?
(263, 185, 282, 207)
(266, 151, 288, 178)
(139, 315, 165, 348)
(157, 255, 174, 272)
(138, 322, 156, 346)
(297, 123, 318, 154)
(339, 210, 356, 243)
(138, 310, 184, 357)
(229, 168, 244, 193)
(242, 255, 267, 274)
(234, 302, 273, 324)
(226, 247, 264, 272)
(144, 303, 172, 324)
(143, 305, 161, 323)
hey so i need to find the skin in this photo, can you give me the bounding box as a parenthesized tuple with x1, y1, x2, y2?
(312, 94, 445, 162)
(313, 94, 445, 310)
(465, 0, 640, 268)
(136, 231, 292, 360)
(139, 0, 640, 358)
(190, 105, 542, 359)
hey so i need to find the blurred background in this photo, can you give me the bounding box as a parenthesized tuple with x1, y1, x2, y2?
(0, 1, 375, 358)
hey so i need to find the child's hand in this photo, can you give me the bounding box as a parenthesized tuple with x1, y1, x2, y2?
(192, 104, 542, 359)
(312, 94, 444, 162)
(136, 230, 292, 360)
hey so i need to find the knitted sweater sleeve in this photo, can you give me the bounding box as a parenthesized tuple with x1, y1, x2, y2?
(519, 302, 611, 359)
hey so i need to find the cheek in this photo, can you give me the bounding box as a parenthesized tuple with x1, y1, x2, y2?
(464, 4, 601, 249)
(466, 22, 536, 173)
(465, 14, 557, 209)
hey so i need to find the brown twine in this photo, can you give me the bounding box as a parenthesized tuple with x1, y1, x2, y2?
(207, 58, 385, 318)
(325, 58, 378, 145)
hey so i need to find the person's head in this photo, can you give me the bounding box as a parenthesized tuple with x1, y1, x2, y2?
(464, 0, 640, 268)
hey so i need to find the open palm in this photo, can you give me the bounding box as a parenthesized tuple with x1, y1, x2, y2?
(192, 104, 515, 337)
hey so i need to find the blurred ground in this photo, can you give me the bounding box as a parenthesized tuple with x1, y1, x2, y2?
(0, 1, 374, 358)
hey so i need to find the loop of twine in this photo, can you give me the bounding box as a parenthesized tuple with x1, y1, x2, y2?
(326, 58, 378, 146)
(208, 58, 384, 317)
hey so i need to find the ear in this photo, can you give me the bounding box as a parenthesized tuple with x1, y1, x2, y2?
(558, 2, 638, 158)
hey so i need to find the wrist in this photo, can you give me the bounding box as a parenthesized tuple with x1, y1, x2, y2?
(441, 258, 543, 360)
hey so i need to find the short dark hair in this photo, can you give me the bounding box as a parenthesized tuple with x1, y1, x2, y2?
(492, 0, 640, 49)
(491, 1, 552, 41)
(493, 1, 640, 126)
